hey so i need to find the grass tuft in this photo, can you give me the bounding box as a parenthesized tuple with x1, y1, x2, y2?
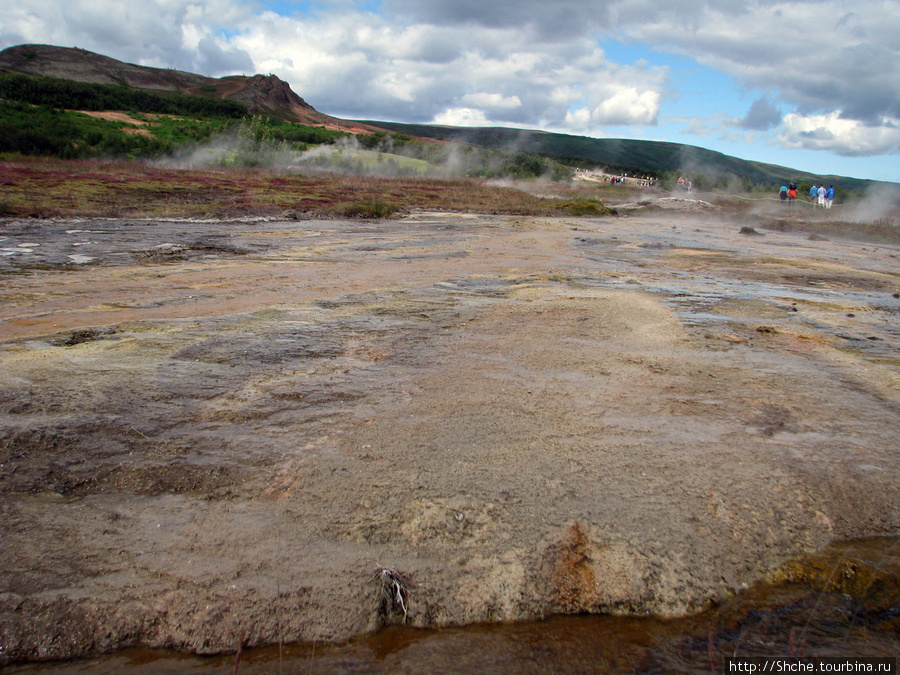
(373, 566, 410, 623)
(558, 198, 616, 216)
(335, 200, 402, 219)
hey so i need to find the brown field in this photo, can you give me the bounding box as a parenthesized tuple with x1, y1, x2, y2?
(0, 157, 614, 220)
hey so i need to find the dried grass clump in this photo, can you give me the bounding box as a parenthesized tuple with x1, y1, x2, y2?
(335, 200, 402, 219)
(372, 566, 410, 623)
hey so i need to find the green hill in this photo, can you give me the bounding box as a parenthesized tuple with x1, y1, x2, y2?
(362, 121, 885, 193)
(0, 44, 377, 131)
(0, 70, 349, 160)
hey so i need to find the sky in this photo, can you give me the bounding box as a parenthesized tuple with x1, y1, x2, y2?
(3, 0, 900, 182)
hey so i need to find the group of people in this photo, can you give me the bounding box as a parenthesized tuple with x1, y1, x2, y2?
(779, 182, 835, 208)
(607, 175, 655, 187)
(677, 176, 693, 192)
(811, 184, 836, 209)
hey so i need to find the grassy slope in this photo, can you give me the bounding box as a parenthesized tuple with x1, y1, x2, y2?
(0, 71, 350, 160)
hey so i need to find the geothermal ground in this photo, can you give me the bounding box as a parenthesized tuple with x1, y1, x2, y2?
(1, 198, 899, 664)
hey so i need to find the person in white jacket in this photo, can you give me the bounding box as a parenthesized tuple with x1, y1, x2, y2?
(817, 185, 826, 207)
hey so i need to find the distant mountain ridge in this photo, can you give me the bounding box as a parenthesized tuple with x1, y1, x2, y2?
(1, 43, 893, 190)
(364, 122, 887, 193)
(0, 44, 377, 133)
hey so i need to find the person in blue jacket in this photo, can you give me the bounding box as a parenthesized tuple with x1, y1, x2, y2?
(809, 185, 818, 204)
(825, 185, 835, 209)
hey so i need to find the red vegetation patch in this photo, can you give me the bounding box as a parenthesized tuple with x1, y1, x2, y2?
(0, 157, 615, 219)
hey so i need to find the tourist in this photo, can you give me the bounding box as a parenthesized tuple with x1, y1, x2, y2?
(825, 185, 835, 209)
(788, 182, 797, 205)
(817, 185, 826, 207)
(780, 185, 788, 203)
(809, 185, 818, 204)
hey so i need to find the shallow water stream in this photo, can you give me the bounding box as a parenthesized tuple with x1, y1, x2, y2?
(10, 536, 899, 673)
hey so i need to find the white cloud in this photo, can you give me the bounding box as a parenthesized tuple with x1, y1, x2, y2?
(592, 87, 660, 125)
(779, 112, 900, 156)
(0, 0, 254, 75)
(226, 10, 670, 129)
(432, 107, 489, 126)
(550, 85, 582, 105)
(622, 2, 900, 129)
(376, 0, 900, 156)
(460, 92, 522, 109)
(564, 107, 592, 128)
(565, 86, 661, 131)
